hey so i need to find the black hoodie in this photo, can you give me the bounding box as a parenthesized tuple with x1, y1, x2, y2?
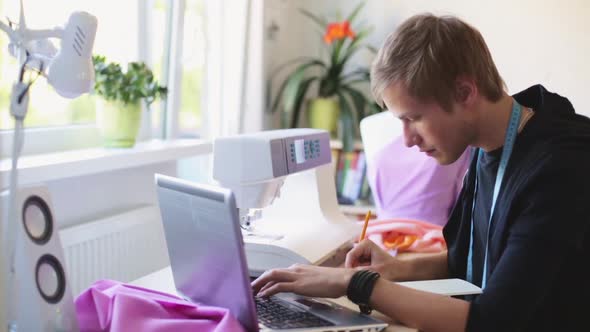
(444, 85, 590, 332)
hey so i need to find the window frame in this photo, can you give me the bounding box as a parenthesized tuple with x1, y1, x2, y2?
(162, 0, 186, 139)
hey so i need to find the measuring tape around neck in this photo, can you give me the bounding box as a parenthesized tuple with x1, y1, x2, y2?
(466, 100, 522, 289)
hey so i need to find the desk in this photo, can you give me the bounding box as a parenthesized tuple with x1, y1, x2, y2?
(132, 267, 417, 332)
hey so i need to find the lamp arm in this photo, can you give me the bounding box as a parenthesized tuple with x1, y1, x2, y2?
(0, 23, 63, 44)
(0, 20, 18, 42)
(0, 22, 62, 63)
(26, 54, 51, 76)
(25, 27, 64, 41)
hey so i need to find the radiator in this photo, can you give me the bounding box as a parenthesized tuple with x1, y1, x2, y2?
(59, 205, 170, 295)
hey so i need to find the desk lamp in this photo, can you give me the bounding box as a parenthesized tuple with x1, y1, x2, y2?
(0, 1, 97, 330)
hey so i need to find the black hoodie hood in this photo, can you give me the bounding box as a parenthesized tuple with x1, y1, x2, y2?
(513, 84, 576, 117)
(512, 84, 590, 153)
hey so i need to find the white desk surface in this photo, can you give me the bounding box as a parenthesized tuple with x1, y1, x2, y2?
(132, 267, 416, 332)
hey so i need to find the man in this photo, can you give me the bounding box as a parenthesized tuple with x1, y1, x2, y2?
(252, 14, 590, 332)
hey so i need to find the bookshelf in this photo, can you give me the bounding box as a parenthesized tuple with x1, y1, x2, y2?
(330, 140, 376, 219)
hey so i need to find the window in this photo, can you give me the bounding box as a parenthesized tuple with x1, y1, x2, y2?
(0, 0, 208, 157)
(177, 0, 205, 138)
(140, 0, 205, 140)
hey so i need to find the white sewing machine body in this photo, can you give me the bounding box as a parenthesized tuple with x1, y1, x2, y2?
(213, 129, 359, 276)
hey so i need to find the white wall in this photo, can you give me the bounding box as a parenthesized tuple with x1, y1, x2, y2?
(265, 0, 590, 117)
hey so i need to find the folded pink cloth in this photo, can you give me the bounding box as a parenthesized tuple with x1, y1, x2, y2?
(75, 279, 245, 332)
(361, 218, 446, 253)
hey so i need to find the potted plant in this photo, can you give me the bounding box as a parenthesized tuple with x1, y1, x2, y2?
(93, 55, 167, 148)
(270, 2, 381, 151)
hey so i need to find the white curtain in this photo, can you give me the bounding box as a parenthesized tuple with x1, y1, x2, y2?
(202, 0, 265, 139)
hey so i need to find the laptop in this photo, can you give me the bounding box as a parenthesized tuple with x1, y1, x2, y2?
(155, 174, 387, 332)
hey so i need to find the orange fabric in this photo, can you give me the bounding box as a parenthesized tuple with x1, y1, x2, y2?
(383, 234, 418, 251)
(358, 218, 447, 253)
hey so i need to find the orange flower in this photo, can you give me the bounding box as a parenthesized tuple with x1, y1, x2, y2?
(323, 21, 356, 44)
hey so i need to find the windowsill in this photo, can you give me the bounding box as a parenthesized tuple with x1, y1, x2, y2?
(0, 139, 212, 189)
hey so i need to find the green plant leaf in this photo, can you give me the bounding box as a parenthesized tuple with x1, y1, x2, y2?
(269, 56, 317, 78)
(93, 55, 167, 106)
(367, 101, 383, 116)
(366, 45, 378, 54)
(337, 92, 355, 152)
(344, 78, 370, 87)
(319, 64, 344, 97)
(342, 85, 367, 126)
(290, 77, 317, 128)
(350, 26, 373, 47)
(281, 61, 326, 116)
(341, 68, 370, 85)
(346, 2, 365, 24)
(331, 38, 347, 68)
(268, 56, 318, 113)
(299, 8, 328, 28)
(338, 45, 361, 68)
(339, 39, 373, 68)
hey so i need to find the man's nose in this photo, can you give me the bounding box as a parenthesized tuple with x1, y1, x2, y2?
(403, 123, 420, 147)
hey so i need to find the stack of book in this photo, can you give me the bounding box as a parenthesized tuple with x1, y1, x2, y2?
(332, 149, 371, 205)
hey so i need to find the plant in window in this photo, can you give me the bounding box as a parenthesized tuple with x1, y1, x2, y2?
(93, 55, 167, 147)
(270, 2, 381, 151)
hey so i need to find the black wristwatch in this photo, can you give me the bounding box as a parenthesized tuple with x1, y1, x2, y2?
(346, 270, 380, 314)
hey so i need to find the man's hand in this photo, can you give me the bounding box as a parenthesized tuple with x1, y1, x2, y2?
(345, 239, 404, 281)
(251, 264, 356, 298)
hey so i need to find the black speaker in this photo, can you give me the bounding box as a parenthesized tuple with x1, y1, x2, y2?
(2, 185, 79, 331)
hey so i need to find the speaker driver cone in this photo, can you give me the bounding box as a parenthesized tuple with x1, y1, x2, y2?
(22, 196, 53, 245)
(35, 254, 66, 304)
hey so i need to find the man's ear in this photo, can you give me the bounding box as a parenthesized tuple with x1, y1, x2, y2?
(454, 77, 477, 105)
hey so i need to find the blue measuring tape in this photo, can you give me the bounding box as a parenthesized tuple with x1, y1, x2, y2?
(466, 100, 522, 289)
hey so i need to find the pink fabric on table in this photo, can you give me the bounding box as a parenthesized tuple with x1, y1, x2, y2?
(362, 219, 446, 253)
(75, 279, 245, 332)
(367, 136, 470, 226)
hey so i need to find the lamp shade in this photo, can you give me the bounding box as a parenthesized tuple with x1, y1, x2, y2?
(47, 12, 97, 99)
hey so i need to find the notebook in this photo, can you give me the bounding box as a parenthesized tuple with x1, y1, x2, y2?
(398, 278, 482, 296)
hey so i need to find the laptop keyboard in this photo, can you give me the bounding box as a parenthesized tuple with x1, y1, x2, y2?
(255, 296, 334, 329)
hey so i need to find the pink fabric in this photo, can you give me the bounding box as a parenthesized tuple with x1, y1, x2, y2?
(367, 137, 470, 226)
(75, 279, 245, 332)
(361, 218, 446, 253)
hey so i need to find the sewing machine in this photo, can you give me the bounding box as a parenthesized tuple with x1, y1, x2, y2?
(213, 128, 360, 276)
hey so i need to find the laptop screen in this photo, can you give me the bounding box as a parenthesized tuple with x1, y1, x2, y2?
(155, 175, 258, 331)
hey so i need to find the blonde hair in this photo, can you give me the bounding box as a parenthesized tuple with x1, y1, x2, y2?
(371, 14, 505, 110)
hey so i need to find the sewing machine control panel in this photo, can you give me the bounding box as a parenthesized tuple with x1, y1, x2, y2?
(290, 139, 321, 164)
(285, 133, 331, 173)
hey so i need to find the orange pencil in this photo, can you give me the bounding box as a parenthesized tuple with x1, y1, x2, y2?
(360, 210, 372, 241)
